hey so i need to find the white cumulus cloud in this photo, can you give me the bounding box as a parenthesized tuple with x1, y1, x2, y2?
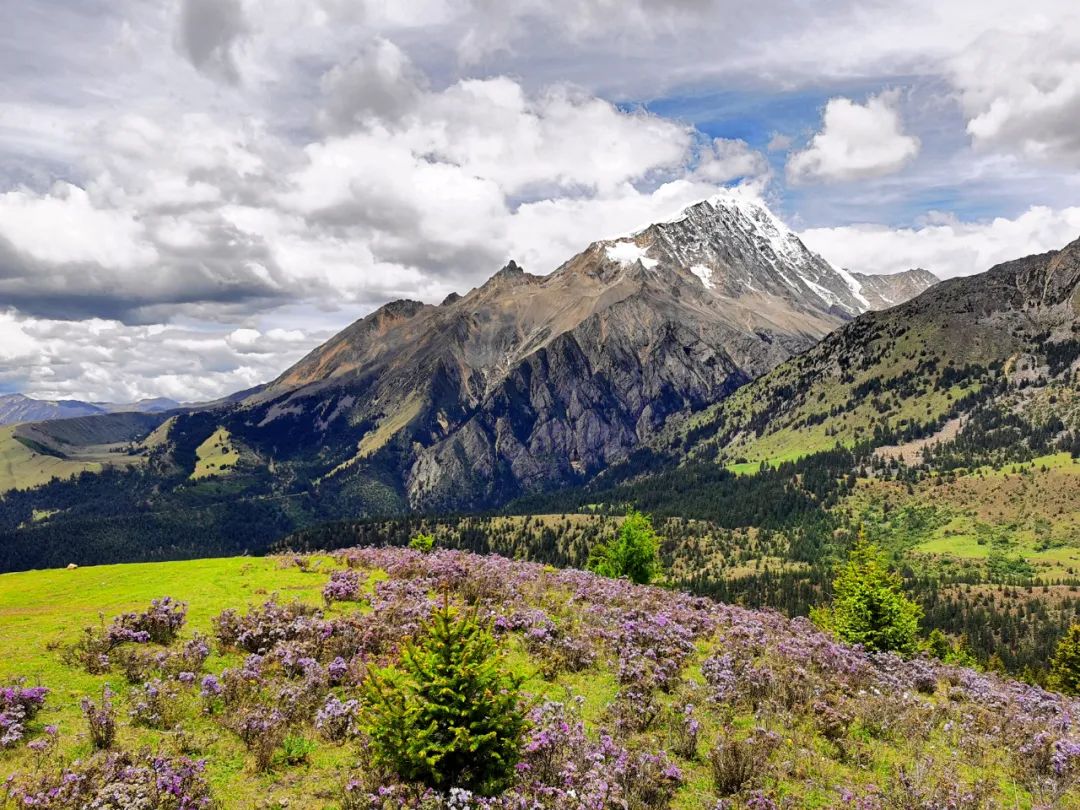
(800, 206, 1080, 279)
(787, 92, 920, 184)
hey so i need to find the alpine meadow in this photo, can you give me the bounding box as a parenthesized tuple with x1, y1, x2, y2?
(4, 2, 1080, 808)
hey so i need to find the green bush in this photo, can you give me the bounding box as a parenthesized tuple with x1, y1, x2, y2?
(816, 536, 922, 655)
(360, 598, 525, 793)
(588, 510, 661, 584)
(408, 533, 435, 553)
(1049, 624, 1080, 695)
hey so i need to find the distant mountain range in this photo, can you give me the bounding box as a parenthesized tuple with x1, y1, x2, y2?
(0, 394, 181, 427)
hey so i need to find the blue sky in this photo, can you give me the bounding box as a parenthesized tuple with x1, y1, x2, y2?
(0, 0, 1079, 400)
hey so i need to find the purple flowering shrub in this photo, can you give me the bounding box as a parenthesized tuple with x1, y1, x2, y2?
(709, 727, 780, 796)
(129, 678, 183, 729)
(3, 750, 212, 809)
(109, 596, 188, 645)
(323, 568, 364, 605)
(81, 685, 118, 750)
(65, 597, 189, 674)
(228, 705, 289, 771)
(0, 682, 48, 749)
(316, 694, 362, 741)
(213, 596, 325, 654)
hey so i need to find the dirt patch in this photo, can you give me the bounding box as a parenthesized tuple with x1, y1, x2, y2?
(874, 417, 963, 465)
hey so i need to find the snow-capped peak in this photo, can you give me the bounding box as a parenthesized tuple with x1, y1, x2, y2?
(605, 240, 658, 270)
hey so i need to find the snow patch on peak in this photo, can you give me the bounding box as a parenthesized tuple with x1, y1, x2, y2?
(834, 266, 871, 309)
(606, 240, 658, 270)
(689, 264, 714, 289)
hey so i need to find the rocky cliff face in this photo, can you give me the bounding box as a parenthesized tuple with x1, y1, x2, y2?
(848, 268, 939, 311)
(232, 192, 937, 509)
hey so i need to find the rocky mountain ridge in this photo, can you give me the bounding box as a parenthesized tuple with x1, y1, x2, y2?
(235, 192, 934, 509)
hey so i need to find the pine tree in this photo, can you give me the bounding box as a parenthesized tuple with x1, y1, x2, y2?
(819, 534, 923, 655)
(360, 596, 524, 793)
(588, 510, 661, 584)
(1049, 624, 1080, 696)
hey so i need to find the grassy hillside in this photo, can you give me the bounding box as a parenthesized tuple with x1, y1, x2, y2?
(1, 549, 1078, 808)
(0, 426, 106, 493)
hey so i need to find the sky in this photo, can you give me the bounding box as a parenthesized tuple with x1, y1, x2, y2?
(2, 0, 1080, 402)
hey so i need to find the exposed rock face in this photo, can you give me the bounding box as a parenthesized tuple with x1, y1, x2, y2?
(237, 193, 939, 509)
(848, 268, 940, 311)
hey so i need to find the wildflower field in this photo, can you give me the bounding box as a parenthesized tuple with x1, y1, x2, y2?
(1, 548, 1078, 808)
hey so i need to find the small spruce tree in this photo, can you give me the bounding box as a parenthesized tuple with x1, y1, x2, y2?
(1049, 624, 1080, 695)
(408, 533, 435, 553)
(588, 510, 661, 584)
(817, 534, 922, 655)
(360, 596, 524, 793)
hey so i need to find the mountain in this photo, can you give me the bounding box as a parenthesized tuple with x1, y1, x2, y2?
(666, 235, 1080, 467)
(243, 192, 917, 509)
(847, 267, 939, 310)
(97, 397, 182, 414)
(0, 394, 106, 426)
(0, 394, 182, 427)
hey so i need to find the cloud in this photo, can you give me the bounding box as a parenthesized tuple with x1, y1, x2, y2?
(787, 92, 920, 184)
(766, 133, 792, 152)
(3, 0, 1080, 400)
(950, 24, 1080, 166)
(0, 309, 326, 403)
(799, 205, 1080, 279)
(319, 38, 427, 131)
(177, 0, 248, 83)
(694, 138, 770, 184)
(0, 181, 289, 323)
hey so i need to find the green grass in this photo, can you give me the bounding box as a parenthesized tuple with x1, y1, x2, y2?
(849, 452, 1080, 580)
(0, 425, 103, 493)
(0, 556, 343, 808)
(191, 427, 241, 480)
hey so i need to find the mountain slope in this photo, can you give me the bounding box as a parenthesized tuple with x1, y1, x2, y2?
(670, 236, 1080, 466)
(848, 267, 939, 310)
(2, 548, 1078, 808)
(0, 192, 943, 569)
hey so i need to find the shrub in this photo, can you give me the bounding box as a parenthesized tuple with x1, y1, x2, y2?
(709, 727, 779, 797)
(0, 683, 48, 749)
(671, 702, 701, 760)
(230, 705, 288, 771)
(588, 510, 661, 584)
(316, 695, 361, 742)
(408, 533, 436, 553)
(3, 750, 213, 809)
(129, 679, 182, 729)
(1049, 624, 1080, 696)
(816, 536, 922, 655)
(323, 569, 363, 606)
(81, 686, 117, 750)
(361, 598, 525, 794)
(109, 597, 188, 645)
